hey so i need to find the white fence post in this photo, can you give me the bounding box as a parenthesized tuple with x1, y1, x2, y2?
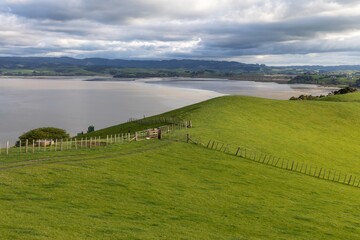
(6, 141, 9, 155)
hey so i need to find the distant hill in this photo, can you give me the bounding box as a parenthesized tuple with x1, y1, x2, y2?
(0, 57, 266, 72)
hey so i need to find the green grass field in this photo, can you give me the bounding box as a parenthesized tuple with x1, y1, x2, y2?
(1, 93, 360, 239)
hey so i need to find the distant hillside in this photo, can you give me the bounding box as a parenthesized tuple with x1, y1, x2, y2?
(0, 57, 266, 72)
(2, 57, 360, 85)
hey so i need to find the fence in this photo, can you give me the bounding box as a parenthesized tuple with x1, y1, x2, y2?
(186, 136, 360, 189)
(0, 120, 192, 157)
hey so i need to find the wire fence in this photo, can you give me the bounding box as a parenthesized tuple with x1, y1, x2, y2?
(186, 135, 360, 189)
(0, 120, 192, 157)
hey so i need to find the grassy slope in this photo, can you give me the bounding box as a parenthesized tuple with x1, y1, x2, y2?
(318, 91, 360, 102)
(1, 94, 360, 239)
(0, 141, 359, 239)
(89, 93, 360, 176)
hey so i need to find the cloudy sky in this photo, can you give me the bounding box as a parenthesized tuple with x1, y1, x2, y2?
(1, 0, 360, 65)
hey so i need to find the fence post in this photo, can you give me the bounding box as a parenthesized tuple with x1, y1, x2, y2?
(32, 139, 35, 153)
(55, 139, 58, 151)
(332, 171, 336, 181)
(6, 141, 9, 155)
(235, 147, 240, 156)
(219, 143, 224, 151)
(223, 144, 229, 153)
(210, 141, 215, 149)
(275, 158, 280, 167)
(348, 175, 352, 185)
(317, 168, 322, 178)
(19, 140, 22, 153)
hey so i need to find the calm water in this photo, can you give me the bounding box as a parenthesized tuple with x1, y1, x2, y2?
(0, 77, 336, 143)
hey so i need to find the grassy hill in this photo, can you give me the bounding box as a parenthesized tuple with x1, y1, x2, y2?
(1, 93, 360, 239)
(85, 92, 360, 176)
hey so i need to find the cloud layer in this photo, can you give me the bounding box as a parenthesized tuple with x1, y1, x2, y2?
(1, 0, 360, 65)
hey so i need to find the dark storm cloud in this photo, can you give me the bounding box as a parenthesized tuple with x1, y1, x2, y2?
(1, 0, 360, 64)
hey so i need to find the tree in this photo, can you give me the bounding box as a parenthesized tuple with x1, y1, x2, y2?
(19, 127, 70, 142)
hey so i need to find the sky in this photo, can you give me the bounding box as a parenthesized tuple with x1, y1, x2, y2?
(0, 0, 360, 65)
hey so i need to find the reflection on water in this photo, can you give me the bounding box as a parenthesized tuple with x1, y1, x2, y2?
(0, 77, 336, 142)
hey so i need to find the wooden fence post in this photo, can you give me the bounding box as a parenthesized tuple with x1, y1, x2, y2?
(219, 143, 224, 151)
(6, 141, 9, 155)
(55, 139, 58, 151)
(348, 175, 352, 185)
(223, 144, 229, 153)
(32, 139, 35, 153)
(26, 139, 29, 153)
(318, 168, 322, 178)
(275, 158, 280, 167)
(235, 147, 240, 156)
(19, 140, 22, 153)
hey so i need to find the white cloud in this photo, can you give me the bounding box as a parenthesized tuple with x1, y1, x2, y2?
(0, 0, 360, 64)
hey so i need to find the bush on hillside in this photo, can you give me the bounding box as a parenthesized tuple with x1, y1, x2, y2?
(290, 87, 357, 100)
(19, 127, 70, 142)
(330, 87, 357, 95)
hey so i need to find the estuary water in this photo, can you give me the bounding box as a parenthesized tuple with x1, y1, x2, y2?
(0, 77, 337, 143)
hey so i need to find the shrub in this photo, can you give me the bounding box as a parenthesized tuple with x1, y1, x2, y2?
(19, 127, 70, 142)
